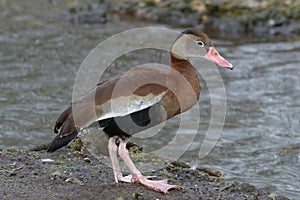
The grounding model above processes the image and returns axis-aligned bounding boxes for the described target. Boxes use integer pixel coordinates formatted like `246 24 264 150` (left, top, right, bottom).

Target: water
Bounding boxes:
0 1 299 199
191 40 300 198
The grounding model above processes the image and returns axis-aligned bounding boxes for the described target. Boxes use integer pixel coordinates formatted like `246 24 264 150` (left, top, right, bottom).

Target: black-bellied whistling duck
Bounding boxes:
48 29 233 194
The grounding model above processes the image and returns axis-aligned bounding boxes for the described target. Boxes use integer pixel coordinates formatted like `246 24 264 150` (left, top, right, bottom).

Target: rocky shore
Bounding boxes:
67 0 300 37
0 140 290 200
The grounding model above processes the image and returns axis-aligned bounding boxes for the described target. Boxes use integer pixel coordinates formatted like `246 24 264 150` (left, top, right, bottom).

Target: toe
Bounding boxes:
118 174 132 183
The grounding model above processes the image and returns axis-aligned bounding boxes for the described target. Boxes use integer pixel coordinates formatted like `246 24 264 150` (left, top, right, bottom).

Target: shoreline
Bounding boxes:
0 141 290 200
66 0 300 37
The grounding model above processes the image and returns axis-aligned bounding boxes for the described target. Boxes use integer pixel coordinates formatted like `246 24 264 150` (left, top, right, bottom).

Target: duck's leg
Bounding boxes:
108 137 155 183
117 140 181 194
108 137 129 183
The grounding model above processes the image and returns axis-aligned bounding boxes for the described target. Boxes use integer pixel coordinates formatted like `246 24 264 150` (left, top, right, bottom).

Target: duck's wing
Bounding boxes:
48 67 170 152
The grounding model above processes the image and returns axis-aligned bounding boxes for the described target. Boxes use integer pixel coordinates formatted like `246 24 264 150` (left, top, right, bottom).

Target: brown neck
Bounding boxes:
170 54 200 100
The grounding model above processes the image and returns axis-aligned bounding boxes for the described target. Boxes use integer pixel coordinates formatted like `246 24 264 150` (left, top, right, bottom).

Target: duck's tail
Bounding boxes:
47 106 78 152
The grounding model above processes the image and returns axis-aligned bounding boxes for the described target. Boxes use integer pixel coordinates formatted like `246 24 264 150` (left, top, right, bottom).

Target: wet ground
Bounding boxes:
0 145 290 200
0 0 299 199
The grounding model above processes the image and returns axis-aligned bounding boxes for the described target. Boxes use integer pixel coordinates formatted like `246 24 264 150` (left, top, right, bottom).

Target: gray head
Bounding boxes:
171 29 233 70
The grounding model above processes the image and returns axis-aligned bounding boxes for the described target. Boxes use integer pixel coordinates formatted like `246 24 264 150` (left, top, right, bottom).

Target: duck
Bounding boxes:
47 29 233 194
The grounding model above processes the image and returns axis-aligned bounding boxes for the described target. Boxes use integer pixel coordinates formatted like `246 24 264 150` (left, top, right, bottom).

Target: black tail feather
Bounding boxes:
47 130 78 152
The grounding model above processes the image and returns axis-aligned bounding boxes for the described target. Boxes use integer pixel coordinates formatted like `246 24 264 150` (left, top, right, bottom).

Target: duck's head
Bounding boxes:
171 29 233 70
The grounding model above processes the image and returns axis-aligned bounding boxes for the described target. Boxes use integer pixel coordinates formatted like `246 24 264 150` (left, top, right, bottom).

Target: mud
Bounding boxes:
0 143 290 200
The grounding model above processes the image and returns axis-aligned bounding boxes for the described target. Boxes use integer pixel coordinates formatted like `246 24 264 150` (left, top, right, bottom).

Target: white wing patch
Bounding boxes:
96 91 167 122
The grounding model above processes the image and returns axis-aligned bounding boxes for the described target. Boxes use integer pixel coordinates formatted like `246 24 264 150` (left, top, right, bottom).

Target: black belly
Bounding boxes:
48 104 165 152
89 103 165 140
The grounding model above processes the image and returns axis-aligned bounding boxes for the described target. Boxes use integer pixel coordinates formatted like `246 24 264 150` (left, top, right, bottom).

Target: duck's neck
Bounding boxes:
170 54 192 72
170 54 200 99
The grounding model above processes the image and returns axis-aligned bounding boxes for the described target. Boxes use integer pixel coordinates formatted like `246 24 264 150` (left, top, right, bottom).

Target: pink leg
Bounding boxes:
108 137 153 183
118 140 181 194
107 137 123 183
108 137 138 183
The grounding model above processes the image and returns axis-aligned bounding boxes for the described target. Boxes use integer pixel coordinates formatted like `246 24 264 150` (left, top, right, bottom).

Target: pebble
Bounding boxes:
41 158 55 163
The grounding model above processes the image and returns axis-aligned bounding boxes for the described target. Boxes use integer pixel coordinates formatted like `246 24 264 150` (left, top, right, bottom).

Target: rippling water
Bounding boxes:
0 1 299 199
192 39 300 198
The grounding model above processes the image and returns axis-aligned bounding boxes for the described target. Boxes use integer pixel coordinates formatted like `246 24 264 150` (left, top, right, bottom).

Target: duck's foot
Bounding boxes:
129 173 182 194
117 173 156 183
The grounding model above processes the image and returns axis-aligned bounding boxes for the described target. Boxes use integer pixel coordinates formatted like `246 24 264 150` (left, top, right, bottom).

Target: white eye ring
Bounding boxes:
196 40 204 47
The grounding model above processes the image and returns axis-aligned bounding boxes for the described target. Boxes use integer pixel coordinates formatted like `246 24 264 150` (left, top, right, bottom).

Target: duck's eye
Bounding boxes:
196 40 204 47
